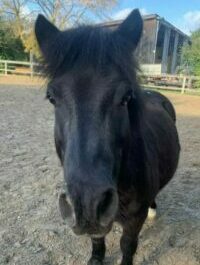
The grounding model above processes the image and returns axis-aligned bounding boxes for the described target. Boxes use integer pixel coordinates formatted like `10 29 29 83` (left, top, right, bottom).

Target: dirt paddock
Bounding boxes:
0 85 200 265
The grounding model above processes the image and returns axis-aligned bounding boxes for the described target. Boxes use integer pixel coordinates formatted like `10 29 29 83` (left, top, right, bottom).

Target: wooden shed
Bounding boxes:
99 14 190 74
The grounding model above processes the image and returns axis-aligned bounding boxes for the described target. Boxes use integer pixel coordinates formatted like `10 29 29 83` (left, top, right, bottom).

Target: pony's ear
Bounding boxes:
117 9 143 50
35 14 60 59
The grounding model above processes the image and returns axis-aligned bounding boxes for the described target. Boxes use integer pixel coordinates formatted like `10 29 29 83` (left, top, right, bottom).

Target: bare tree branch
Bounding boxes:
0 0 118 57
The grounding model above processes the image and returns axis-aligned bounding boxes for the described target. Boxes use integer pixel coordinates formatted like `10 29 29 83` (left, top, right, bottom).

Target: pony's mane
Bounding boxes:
40 24 139 82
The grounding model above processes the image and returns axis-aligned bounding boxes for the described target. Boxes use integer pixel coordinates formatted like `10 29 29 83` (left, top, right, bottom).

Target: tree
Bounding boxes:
0 17 28 60
182 29 200 76
31 0 117 28
0 0 118 58
0 0 29 38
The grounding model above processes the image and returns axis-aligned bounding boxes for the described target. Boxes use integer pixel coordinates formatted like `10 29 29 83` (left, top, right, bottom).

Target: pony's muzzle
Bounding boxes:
59 188 118 236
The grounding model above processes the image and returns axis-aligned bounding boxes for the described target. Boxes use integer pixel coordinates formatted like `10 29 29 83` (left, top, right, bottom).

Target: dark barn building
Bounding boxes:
100 14 190 74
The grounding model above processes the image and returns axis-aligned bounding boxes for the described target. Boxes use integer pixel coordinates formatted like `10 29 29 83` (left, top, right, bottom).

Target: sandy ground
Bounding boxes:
0 85 199 265
0 75 45 86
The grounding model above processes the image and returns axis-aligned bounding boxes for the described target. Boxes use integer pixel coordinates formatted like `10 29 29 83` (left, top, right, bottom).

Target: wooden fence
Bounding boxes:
140 73 200 94
0 59 40 78
0 60 200 94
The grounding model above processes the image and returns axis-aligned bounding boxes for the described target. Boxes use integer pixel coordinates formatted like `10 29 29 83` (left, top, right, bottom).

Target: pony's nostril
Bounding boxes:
59 193 75 227
97 189 118 227
97 190 113 217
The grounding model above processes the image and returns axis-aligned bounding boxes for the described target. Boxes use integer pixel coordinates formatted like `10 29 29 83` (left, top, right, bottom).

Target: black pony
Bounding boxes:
35 9 180 265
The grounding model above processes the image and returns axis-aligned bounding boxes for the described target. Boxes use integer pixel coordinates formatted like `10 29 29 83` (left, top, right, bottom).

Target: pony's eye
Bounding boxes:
120 91 133 106
46 92 56 105
48 96 56 105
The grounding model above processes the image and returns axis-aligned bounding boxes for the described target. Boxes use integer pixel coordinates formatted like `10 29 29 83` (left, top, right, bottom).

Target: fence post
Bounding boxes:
188 77 192 89
30 62 34 79
5 61 7 75
181 76 186 94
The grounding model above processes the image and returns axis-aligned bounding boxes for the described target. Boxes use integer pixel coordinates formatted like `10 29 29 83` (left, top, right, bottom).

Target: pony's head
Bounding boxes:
35 9 143 237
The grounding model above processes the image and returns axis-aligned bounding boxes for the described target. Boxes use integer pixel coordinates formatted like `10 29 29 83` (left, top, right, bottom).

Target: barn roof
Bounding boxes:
98 14 189 39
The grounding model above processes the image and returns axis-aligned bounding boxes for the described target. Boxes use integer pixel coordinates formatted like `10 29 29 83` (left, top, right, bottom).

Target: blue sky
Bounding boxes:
111 0 200 34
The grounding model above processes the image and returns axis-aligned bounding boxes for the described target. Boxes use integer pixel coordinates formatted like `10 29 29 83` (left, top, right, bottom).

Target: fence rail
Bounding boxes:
140 73 200 94
0 59 41 78
0 60 200 93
